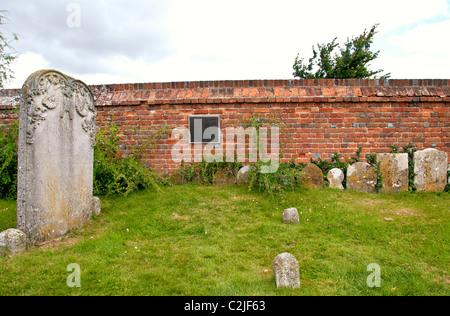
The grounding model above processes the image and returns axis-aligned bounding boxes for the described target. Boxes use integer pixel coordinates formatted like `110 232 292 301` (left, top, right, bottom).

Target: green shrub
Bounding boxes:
402 145 417 192
0 118 164 198
0 121 18 199
93 120 162 196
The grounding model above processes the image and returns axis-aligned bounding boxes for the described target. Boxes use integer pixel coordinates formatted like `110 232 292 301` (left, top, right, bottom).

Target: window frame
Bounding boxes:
188 114 221 144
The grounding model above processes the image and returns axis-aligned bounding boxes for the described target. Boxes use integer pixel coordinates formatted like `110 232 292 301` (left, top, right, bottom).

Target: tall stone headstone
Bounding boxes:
17 70 100 245
346 162 378 193
414 148 448 192
377 153 409 192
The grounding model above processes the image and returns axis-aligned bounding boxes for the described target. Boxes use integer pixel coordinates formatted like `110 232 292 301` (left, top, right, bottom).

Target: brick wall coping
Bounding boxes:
1 78 450 109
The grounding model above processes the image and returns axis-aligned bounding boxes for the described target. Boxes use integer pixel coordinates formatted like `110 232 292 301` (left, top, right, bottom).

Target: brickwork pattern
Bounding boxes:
1 79 449 174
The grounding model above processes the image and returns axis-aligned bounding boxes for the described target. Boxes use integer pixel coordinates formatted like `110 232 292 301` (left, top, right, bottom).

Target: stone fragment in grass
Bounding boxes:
282 208 299 224
273 252 300 289
0 229 27 256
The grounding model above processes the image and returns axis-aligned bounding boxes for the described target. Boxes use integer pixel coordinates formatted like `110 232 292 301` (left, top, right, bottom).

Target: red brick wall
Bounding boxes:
1 79 449 174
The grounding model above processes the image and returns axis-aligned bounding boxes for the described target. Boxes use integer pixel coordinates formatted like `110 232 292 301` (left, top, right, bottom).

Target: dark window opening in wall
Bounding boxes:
189 115 220 144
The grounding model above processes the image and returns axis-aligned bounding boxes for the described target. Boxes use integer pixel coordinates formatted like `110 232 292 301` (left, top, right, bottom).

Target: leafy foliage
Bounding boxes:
93 120 165 196
0 10 19 88
0 121 18 199
293 24 390 79
0 118 167 198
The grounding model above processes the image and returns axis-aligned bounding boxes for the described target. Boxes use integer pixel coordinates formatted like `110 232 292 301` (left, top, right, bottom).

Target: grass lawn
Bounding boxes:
0 184 448 296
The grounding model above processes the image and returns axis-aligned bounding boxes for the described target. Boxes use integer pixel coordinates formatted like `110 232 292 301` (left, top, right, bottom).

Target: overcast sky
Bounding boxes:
1 0 449 88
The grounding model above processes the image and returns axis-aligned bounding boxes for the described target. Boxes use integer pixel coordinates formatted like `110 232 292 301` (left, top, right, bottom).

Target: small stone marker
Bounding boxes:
272 253 300 289
0 229 27 256
377 153 409 192
170 172 187 185
92 197 101 216
282 208 299 224
327 168 344 189
346 162 378 193
17 70 100 245
301 163 324 189
213 169 236 185
236 165 251 184
414 148 448 192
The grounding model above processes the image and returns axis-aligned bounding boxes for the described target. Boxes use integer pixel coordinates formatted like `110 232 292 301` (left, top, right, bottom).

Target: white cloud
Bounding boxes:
374 19 450 78
7 53 48 88
3 0 449 88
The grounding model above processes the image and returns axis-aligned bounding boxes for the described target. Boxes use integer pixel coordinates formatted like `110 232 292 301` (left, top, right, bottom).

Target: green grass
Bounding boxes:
0 184 449 296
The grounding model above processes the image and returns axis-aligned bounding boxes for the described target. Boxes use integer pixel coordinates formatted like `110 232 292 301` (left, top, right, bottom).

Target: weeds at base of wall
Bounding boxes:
176 157 243 185
0 118 447 198
173 144 433 196
0 118 170 198
93 119 170 196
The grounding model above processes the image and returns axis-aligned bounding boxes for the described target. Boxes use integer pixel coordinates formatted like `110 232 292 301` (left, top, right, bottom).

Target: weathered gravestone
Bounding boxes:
301 163 324 189
376 153 409 192
17 70 100 245
327 168 344 190
236 165 251 184
414 148 448 192
272 252 300 289
212 169 236 185
346 162 378 193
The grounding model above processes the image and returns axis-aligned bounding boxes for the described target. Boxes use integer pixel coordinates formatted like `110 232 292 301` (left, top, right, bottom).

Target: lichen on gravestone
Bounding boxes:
376 153 409 192
346 162 378 193
413 148 448 192
300 163 324 189
17 70 100 245
212 169 236 185
327 168 344 190
272 253 300 289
